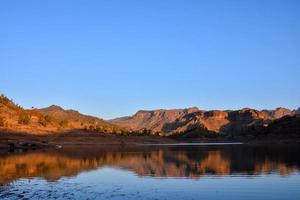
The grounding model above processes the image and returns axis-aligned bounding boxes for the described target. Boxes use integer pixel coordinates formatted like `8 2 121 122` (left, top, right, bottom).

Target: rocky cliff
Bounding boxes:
111 107 297 136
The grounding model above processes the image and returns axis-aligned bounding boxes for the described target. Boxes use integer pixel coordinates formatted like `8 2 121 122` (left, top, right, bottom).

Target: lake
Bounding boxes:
0 144 300 200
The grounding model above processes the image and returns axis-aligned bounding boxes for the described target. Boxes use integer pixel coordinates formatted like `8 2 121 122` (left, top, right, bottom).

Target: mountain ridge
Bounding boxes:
1 94 299 137
110 107 298 136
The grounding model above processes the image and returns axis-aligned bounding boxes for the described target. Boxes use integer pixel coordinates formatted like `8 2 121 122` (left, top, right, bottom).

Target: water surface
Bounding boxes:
0 144 300 199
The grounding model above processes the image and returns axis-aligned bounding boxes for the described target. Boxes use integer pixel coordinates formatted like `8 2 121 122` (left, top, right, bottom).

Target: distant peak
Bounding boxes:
275 107 290 111
185 107 199 113
46 105 64 110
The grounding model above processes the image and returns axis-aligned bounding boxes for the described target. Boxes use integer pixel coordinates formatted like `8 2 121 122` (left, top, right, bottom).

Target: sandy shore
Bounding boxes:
0 131 178 150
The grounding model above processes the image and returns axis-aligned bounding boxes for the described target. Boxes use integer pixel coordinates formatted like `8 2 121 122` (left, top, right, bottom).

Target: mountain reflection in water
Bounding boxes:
0 144 300 184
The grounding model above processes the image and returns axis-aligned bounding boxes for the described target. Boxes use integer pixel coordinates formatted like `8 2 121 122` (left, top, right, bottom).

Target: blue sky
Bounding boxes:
1 0 300 119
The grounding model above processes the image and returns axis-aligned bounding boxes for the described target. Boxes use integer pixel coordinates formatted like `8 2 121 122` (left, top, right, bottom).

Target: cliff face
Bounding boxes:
110 107 200 134
111 107 296 135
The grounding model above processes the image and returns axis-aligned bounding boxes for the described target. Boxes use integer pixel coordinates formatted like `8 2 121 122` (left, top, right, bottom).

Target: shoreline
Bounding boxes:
1 131 300 151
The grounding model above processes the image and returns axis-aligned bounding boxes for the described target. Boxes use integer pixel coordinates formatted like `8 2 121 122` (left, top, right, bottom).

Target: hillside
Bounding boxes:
0 95 123 134
259 114 300 136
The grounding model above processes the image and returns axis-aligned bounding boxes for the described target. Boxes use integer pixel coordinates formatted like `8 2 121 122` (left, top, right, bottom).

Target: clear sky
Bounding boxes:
1 0 300 119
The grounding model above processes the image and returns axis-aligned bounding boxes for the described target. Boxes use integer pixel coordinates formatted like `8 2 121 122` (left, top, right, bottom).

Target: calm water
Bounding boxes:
0 144 300 200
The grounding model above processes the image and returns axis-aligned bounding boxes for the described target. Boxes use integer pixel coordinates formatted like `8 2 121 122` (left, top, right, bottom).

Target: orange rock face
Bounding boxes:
111 107 296 135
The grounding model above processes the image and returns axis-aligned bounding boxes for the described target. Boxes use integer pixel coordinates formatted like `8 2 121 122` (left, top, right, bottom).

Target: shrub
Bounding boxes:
44 115 52 123
18 113 30 125
0 94 23 111
0 116 4 127
89 125 95 131
142 129 151 135
0 94 10 105
95 125 103 132
153 131 162 136
59 119 69 127
38 117 47 126
38 115 52 127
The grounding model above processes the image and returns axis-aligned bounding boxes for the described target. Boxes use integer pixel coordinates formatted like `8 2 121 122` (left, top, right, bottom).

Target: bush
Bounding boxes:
18 113 30 125
0 116 4 127
38 115 52 127
142 129 151 135
95 125 103 132
88 125 95 131
59 119 68 127
0 94 10 105
44 115 52 123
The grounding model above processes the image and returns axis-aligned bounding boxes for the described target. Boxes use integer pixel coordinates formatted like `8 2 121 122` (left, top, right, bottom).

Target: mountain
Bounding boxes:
110 107 295 136
1 94 298 137
38 105 109 125
110 107 200 134
0 95 123 134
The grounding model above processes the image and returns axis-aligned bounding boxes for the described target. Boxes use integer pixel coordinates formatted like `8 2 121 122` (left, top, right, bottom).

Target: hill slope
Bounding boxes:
259 114 300 136
0 95 123 134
